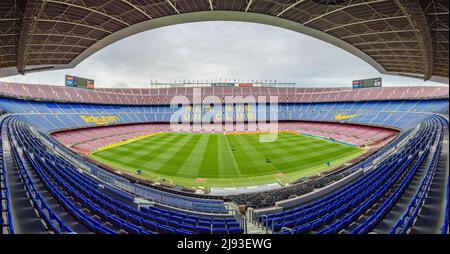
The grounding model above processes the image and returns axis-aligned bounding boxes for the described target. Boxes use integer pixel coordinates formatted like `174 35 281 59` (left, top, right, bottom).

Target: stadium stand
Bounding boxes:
6 118 244 234
51 123 171 154
443 171 450 234
0 83 448 105
254 116 447 234
278 122 397 147
40 131 230 215
389 119 447 234
0 0 448 235
230 127 419 209
0 1 448 85
51 122 397 154
0 83 448 234
1 114 14 234
0 96 447 133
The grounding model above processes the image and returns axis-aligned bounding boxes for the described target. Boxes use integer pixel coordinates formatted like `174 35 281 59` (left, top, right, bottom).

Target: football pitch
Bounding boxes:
90 132 365 189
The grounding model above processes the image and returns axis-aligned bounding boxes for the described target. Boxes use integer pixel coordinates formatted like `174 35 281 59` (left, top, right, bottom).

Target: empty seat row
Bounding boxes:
0 116 14 234
390 121 445 234
9 119 244 234
9 130 73 234
1 96 448 133
1 82 448 105
255 117 441 234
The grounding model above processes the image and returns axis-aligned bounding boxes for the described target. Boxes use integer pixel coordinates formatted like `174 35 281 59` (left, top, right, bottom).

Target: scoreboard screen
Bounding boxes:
65 75 94 89
352 77 382 89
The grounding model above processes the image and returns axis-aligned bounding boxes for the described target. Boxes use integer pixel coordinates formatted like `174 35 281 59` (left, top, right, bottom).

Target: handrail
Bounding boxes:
0 116 15 234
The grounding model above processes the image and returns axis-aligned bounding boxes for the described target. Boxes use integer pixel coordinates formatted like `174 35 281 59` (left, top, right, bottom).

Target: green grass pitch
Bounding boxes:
90 132 365 189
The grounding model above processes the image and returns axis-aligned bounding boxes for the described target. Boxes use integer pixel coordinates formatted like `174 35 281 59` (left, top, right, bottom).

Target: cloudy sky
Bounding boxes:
0 21 444 88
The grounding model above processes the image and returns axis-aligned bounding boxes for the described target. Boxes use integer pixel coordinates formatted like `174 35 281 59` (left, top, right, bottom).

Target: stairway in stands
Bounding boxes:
15 145 92 233
1 120 48 234
410 131 449 234
246 221 268 234
341 152 426 234
370 146 434 233
226 202 267 234
370 117 449 234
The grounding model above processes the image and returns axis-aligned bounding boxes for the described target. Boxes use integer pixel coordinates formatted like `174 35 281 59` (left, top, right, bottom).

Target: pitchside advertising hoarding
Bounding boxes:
65 75 95 89
352 77 382 89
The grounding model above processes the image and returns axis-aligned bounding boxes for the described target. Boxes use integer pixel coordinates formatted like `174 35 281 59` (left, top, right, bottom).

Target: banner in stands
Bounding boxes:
80 115 119 125
65 75 95 89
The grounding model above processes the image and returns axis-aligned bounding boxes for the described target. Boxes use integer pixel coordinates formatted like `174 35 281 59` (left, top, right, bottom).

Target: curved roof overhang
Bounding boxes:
0 0 448 84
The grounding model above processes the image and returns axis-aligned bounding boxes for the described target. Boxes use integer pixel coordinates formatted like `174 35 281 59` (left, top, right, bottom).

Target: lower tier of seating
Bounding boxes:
5 118 244 234
1 115 14 234
253 116 447 234
1 113 448 234
388 125 446 234
443 171 449 234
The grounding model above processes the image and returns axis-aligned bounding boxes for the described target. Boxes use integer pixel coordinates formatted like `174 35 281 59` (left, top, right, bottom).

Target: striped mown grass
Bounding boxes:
90 132 365 189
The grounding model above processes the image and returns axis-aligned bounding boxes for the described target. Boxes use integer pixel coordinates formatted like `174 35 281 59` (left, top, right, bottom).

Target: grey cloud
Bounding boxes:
1 21 444 88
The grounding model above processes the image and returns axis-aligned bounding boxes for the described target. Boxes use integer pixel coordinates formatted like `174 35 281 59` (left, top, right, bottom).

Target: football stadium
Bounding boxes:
0 0 449 238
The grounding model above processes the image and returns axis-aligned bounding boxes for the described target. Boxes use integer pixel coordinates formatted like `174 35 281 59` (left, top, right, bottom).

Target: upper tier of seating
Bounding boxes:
0 97 448 132
0 82 448 105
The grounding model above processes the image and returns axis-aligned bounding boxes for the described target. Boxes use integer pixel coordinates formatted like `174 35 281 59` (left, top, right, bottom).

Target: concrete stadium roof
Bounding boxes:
0 0 448 83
